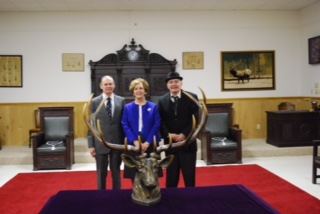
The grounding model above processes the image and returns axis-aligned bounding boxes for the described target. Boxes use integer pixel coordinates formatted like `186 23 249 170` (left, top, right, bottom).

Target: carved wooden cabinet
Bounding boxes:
266 111 320 147
89 39 177 102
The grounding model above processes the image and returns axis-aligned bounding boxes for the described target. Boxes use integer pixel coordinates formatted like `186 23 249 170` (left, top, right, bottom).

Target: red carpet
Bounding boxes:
0 164 319 214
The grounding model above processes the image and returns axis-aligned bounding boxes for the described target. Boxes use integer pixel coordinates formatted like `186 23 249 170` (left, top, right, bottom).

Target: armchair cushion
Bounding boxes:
206 113 229 137
44 117 70 141
210 138 238 150
37 142 66 155
207 113 238 150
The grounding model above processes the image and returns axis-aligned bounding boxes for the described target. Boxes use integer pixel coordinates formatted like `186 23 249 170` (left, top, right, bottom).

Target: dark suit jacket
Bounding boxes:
87 94 125 154
158 90 199 153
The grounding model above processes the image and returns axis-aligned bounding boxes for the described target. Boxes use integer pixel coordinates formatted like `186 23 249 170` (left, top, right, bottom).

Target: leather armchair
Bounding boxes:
32 107 74 170
201 103 242 165
312 140 320 184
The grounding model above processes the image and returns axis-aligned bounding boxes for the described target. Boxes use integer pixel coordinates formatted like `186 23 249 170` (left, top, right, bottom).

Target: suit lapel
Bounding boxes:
96 95 109 119
165 93 176 115
175 91 188 115
113 96 120 120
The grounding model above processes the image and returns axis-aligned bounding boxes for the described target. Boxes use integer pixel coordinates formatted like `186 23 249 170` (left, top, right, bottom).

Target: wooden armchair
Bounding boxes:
312 140 320 184
201 103 242 165
28 109 40 148
32 107 74 170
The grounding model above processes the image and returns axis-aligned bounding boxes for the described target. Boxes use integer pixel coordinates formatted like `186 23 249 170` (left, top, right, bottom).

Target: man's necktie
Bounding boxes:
106 97 112 118
172 96 178 115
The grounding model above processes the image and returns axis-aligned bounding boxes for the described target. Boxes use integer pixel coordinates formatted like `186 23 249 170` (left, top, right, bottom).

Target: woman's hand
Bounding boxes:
133 140 140 148
133 140 149 152
142 142 150 152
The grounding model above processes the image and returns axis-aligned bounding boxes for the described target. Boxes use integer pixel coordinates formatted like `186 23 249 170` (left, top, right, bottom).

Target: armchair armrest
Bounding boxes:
32 132 45 158
229 127 242 145
70 131 74 138
65 131 74 139
65 131 74 149
313 140 320 157
232 124 240 129
204 128 211 134
32 132 45 147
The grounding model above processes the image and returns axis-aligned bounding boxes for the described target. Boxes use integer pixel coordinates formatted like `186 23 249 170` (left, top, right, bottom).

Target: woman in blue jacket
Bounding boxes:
121 78 162 181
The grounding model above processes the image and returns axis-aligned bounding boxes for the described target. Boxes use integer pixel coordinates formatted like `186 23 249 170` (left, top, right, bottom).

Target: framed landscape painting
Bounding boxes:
221 51 275 91
308 36 320 64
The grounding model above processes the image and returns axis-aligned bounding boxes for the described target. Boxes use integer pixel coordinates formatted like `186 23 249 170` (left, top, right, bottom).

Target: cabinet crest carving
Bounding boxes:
89 39 177 102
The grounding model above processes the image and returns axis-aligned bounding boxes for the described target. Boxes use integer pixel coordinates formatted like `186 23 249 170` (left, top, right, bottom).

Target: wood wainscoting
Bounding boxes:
0 102 87 147
0 97 312 146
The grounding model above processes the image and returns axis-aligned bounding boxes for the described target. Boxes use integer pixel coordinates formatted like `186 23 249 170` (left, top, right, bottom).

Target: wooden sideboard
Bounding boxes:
266 111 320 147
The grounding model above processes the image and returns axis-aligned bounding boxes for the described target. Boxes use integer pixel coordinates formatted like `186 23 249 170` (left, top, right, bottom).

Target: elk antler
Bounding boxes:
83 87 208 155
83 94 139 153
83 93 104 143
183 87 208 142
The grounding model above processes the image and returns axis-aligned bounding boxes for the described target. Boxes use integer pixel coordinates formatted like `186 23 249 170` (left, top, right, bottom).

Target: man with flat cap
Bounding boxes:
158 71 199 188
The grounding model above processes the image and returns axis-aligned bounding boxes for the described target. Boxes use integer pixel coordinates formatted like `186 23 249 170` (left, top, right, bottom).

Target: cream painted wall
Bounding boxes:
0 7 317 103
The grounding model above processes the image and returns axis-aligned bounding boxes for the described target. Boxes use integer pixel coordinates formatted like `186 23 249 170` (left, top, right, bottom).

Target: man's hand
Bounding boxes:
170 133 186 142
89 147 96 157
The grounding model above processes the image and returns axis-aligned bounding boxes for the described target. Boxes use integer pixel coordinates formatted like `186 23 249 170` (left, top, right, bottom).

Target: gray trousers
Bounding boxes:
96 151 122 190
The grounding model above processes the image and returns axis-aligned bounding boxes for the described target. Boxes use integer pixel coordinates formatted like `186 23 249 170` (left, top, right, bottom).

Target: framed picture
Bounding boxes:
221 51 275 91
182 52 204 69
308 36 320 64
62 53 84 71
0 55 23 87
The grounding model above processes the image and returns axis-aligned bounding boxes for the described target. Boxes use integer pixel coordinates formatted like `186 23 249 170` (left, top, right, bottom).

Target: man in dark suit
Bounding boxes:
87 75 125 190
158 71 199 188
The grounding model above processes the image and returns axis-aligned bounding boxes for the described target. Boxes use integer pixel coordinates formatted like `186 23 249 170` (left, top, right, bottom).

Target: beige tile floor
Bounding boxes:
0 139 319 200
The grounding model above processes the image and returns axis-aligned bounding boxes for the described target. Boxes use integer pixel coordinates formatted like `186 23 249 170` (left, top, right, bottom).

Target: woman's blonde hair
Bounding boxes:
129 78 149 93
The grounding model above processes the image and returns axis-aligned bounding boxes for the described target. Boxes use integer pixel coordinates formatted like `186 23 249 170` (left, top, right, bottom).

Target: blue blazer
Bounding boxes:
121 101 161 145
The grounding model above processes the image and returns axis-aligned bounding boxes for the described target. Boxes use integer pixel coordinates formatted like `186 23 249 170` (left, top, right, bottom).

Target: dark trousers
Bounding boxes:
165 150 197 188
96 151 122 190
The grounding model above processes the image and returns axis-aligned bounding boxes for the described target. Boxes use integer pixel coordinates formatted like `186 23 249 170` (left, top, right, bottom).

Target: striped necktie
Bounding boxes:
106 97 112 118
